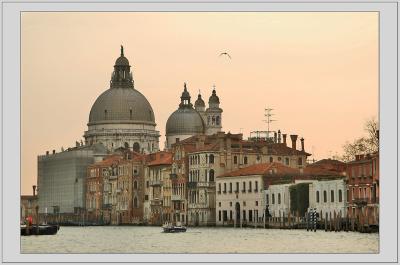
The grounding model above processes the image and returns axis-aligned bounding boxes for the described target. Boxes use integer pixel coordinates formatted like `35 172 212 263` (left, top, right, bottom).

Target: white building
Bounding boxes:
265 177 347 220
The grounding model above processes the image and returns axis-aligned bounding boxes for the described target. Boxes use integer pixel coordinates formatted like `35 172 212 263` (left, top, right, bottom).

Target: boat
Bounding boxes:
162 222 187 233
21 224 60 236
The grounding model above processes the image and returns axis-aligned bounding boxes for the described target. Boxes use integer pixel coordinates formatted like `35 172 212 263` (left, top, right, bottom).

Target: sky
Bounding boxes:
21 12 378 195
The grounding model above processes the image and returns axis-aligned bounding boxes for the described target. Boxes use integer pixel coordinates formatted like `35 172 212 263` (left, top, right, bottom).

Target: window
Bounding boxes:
134 181 138 189
236 182 239 192
323 191 327 203
244 156 248 164
243 210 246 221
242 182 246 192
230 211 232 220
218 183 221 194
316 191 320 203
255 181 258 192
352 187 355 200
229 183 232 193
266 194 269 204
219 202 221 207
209 170 215 182
248 181 252 192
359 187 362 198
218 211 221 221
209 154 215 164
223 183 227 193
298 157 303 165
133 197 138 208
364 187 367 199
269 157 273 163
278 157 282 161
272 194 275 204
285 157 289 165
230 202 232 207
347 189 349 202
234 156 238 164
339 190 343 202
255 201 258 206
331 190 334 202
278 193 281 204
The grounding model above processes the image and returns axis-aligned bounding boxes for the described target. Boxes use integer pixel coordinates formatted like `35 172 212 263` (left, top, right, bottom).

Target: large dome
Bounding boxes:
166 108 205 135
88 88 155 125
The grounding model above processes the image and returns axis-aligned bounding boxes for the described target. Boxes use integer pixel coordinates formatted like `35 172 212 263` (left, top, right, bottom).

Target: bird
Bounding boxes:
219 52 231 59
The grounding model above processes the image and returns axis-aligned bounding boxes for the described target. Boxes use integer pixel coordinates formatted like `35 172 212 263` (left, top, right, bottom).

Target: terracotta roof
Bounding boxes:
147 151 173 166
218 162 298 178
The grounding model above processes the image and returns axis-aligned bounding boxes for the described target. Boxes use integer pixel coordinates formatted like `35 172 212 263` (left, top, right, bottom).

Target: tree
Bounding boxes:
341 117 379 162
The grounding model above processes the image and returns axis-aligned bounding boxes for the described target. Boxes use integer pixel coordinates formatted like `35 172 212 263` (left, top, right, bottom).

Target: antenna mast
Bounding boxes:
263 107 277 139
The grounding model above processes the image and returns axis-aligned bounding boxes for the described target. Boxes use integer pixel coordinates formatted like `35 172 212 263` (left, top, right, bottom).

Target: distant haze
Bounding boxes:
21 12 378 195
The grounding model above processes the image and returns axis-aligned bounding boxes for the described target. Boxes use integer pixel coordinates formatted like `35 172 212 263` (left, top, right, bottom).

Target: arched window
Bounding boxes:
134 181 138 189
244 156 248 164
272 194 275 204
133 142 140 152
316 191 320 203
209 169 215 182
338 190 343 202
216 116 220 125
278 193 281 204
133 197 138 208
209 154 214 164
331 190 335 202
323 191 327 203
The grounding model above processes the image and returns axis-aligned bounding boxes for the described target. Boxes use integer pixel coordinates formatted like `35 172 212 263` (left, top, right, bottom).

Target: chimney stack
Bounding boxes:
32 185 37 196
300 137 305 151
278 130 281 143
274 132 277 143
282 134 287 146
52 150 56 154
290 135 298 150
46 151 49 156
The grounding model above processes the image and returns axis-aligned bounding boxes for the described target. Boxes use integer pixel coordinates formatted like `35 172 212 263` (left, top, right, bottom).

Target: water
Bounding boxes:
21 226 379 254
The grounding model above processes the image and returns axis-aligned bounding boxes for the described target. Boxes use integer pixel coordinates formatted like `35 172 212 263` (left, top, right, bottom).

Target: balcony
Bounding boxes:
198 182 214 188
171 194 184 201
187 182 197 189
150 180 163 186
150 199 163 207
353 198 368 206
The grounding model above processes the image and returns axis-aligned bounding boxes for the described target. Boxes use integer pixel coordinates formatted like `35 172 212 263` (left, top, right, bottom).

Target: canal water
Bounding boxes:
21 226 379 254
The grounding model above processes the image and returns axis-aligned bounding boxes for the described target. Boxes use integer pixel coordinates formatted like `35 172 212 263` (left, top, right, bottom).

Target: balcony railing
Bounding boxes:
353 198 368 206
150 180 163 186
171 194 184 201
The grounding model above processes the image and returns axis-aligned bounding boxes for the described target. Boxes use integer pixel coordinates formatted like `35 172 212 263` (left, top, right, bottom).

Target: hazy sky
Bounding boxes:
21 12 378 195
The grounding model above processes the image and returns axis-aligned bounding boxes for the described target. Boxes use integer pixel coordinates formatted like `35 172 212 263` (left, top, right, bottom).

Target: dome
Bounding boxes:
209 89 220 104
166 108 205 135
88 88 155 125
195 94 205 107
115 56 129 66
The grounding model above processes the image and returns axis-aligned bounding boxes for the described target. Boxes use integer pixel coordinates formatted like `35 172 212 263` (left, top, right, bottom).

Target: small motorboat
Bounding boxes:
21 224 60 236
162 222 187 233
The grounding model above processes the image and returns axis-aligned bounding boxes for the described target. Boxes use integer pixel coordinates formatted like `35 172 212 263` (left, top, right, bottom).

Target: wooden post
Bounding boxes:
288 212 291 228
345 212 349 232
35 206 39 235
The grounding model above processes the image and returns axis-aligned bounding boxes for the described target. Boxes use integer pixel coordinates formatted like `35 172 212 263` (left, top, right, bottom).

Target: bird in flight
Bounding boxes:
219 52 231 59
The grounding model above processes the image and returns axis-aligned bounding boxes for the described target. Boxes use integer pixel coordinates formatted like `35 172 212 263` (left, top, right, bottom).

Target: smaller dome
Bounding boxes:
115 56 130 66
209 89 220 104
181 83 190 100
166 108 205 135
195 94 205 107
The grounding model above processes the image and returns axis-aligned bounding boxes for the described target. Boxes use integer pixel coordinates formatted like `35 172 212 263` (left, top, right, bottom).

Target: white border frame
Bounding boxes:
2 1 398 263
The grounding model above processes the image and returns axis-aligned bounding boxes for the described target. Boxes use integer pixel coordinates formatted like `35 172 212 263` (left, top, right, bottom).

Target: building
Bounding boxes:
21 186 38 224
84 46 160 153
265 164 347 219
37 143 108 217
165 83 223 149
145 151 173 225
346 153 379 225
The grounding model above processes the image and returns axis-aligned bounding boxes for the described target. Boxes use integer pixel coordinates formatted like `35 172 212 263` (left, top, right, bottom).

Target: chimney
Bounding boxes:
52 150 56 154
282 134 287 146
76 141 80 147
274 132 277 143
32 185 37 196
46 151 49 156
300 137 305 151
290 135 298 150
278 130 281 143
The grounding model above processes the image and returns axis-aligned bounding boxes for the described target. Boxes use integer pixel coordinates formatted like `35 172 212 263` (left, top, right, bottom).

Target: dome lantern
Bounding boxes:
111 45 133 89
179 82 193 108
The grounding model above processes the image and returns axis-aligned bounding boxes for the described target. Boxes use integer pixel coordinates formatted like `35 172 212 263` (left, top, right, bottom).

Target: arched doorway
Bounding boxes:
195 212 199 226
235 202 240 228
133 142 140 152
